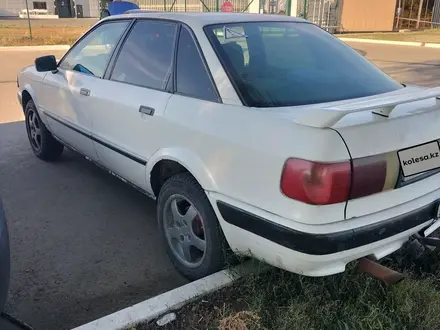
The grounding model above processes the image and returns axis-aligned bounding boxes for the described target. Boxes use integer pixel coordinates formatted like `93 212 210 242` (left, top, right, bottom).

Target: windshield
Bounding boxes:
204 22 402 107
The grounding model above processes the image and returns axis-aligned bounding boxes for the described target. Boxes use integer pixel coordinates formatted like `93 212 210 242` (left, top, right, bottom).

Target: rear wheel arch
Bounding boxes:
147 149 218 197
150 159 195 197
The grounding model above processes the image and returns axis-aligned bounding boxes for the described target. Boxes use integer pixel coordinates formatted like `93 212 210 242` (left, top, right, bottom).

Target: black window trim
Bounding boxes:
101 17 222 103
106 18 179 94
57 18 134 79
173 24 222 104
203 20 313 107
102 19 137 79
103 19 137 80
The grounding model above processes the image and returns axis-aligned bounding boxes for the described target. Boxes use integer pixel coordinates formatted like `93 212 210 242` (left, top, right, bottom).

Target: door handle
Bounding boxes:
139 105 155 116
80 88 90 96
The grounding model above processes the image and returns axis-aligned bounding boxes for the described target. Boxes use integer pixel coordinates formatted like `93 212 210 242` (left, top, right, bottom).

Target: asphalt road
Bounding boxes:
0 51 187 329
351 42 440 87
1 42 440 330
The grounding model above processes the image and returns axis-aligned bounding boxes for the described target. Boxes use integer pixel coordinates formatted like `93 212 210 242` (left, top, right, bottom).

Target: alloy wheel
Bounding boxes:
163 194 207 268
27 109 42 152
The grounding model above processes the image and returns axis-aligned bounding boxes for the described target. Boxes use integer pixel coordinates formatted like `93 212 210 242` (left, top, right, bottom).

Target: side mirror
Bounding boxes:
35 55 58 72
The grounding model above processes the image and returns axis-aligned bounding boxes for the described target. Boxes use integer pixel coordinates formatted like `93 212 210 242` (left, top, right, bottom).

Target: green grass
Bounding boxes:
239 265 440 330
0 24 89 46
142 252 440 330
341 29 440 43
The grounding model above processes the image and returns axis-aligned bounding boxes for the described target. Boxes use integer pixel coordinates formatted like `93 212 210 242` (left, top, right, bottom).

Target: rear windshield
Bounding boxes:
204 22 402 107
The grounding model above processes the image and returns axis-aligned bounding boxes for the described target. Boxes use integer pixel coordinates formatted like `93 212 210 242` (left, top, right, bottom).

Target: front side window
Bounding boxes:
205 22 402 107
176 27 218 102
111 20 177 90
59 21 129 78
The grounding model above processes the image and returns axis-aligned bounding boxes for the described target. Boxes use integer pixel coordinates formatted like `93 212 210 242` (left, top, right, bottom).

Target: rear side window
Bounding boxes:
111 20 177 90
175 27 218 102
205 22 402 107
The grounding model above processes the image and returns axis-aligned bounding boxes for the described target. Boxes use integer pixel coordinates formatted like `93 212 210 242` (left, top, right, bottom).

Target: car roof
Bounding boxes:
104 11 308 29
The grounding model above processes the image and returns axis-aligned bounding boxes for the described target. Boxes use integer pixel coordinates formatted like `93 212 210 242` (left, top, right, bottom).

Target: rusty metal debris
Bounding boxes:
357 258 405 285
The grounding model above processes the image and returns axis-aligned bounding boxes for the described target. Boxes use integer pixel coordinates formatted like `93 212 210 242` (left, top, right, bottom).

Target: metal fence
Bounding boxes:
113 0 294 14
433 0 440 27
395 0 435 29
259 0 288 14
132 0 253 12
297 0 341 32
298 0 440 33
107 0 440 32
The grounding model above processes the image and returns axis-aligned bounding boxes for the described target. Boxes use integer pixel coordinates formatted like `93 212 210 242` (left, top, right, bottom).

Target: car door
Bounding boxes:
90 20 178 190
40 20 130 161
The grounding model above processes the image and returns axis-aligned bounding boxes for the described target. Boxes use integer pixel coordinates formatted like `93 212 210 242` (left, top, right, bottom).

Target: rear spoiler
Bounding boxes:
293 86 440 128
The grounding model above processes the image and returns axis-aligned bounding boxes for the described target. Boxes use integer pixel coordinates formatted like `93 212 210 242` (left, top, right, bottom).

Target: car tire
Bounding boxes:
157 173 227 280
24 100 64 161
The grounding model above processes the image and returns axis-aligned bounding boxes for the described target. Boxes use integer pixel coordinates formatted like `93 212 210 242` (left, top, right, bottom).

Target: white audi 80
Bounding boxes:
17 12 440 280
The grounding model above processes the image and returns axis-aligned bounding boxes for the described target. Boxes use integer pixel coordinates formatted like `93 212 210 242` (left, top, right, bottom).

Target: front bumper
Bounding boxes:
0 199 10 312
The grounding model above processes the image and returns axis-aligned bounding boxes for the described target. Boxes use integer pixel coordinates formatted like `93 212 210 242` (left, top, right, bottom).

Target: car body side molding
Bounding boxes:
44 111 147 166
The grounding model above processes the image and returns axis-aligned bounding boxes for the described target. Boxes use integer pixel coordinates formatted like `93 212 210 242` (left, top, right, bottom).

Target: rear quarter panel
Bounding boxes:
161 95 351 226
157 23 351 226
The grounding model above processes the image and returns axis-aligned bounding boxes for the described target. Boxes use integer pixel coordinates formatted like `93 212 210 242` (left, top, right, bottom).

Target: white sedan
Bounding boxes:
17 12 440 280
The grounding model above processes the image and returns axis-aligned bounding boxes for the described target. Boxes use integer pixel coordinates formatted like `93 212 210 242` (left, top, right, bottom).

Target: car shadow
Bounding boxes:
0 120 187 330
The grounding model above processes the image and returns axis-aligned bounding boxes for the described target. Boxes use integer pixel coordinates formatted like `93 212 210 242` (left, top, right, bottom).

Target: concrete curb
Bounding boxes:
0 45 70 51
71 262 258 330
425 43 440 48
339 37 440 48
338 37 423 47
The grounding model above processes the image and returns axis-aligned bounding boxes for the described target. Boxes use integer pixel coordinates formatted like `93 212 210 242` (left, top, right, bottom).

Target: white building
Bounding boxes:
0 0 99 17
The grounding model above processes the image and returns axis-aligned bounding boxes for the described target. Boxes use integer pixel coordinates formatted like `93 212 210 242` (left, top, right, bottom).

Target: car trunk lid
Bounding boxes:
271 86 440 219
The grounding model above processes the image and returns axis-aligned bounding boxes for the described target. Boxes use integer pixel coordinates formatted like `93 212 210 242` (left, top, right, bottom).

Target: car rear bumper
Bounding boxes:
0 199 10 312
209 192 439 276
217 201 437 256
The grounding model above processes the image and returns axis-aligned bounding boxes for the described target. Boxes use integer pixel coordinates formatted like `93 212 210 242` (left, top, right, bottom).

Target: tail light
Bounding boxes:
350 155 387 199
281 155 388 205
